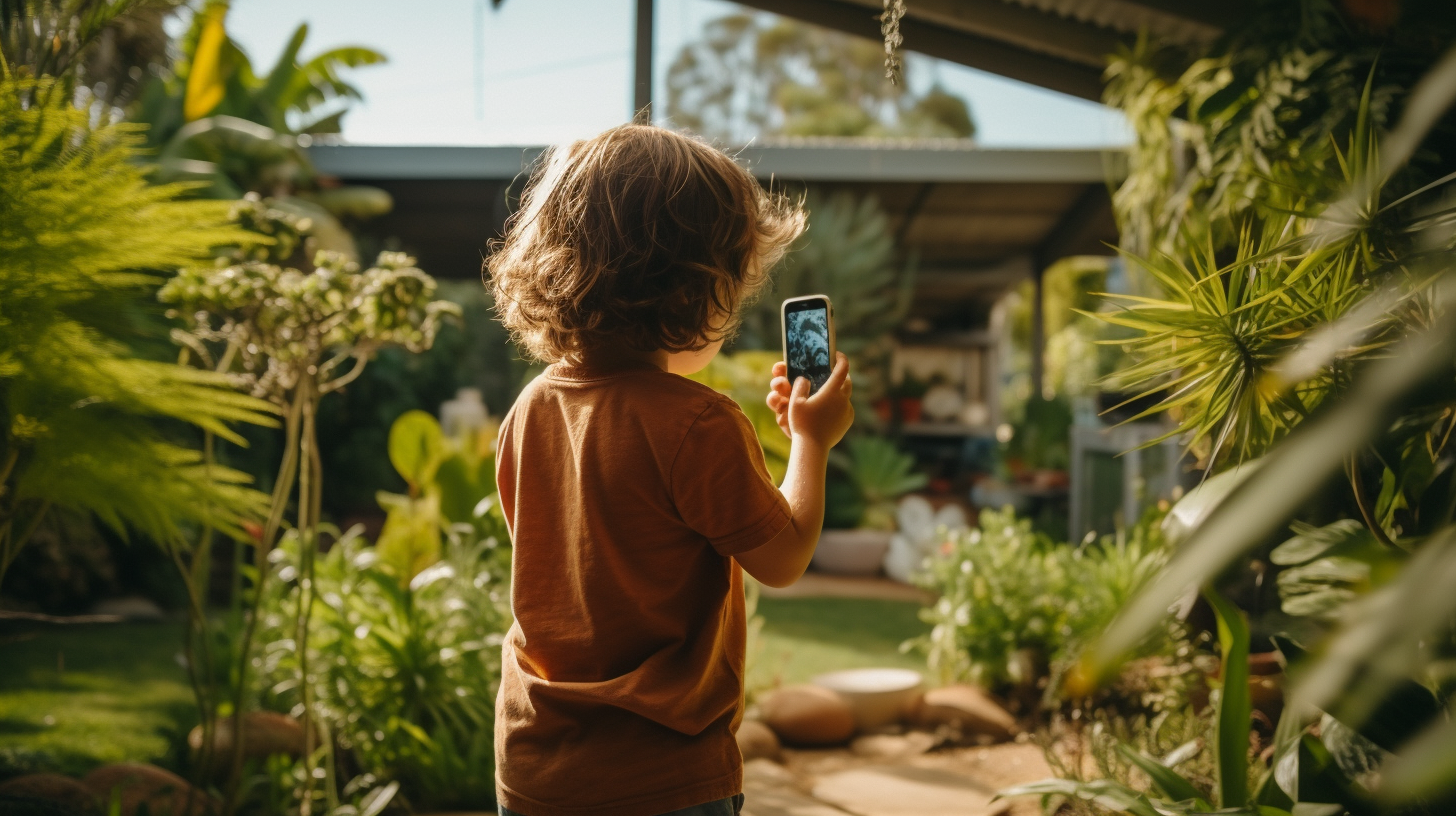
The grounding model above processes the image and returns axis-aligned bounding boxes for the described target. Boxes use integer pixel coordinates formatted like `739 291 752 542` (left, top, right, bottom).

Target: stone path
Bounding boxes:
741 738 1052 816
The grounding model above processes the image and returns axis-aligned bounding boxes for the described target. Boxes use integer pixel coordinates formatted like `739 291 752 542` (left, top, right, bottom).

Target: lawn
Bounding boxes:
0 596 933 774
748 595 932 692
0 622 195 777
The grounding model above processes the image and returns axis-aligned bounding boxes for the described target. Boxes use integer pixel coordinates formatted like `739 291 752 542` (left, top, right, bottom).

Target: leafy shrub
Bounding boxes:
916 508 1172 695
831 437 927 530
257 524 510 811
0 76 275 589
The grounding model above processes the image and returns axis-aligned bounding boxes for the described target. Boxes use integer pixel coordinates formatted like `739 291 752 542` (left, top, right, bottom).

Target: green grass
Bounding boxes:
748 596 932 692
0 622 195 777
0 597 933 775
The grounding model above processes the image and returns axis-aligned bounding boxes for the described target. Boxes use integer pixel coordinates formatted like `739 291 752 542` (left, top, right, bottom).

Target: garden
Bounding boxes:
3 1 1456 816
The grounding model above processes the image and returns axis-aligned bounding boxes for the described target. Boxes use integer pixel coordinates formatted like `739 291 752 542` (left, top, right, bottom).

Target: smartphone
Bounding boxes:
781 294 836 395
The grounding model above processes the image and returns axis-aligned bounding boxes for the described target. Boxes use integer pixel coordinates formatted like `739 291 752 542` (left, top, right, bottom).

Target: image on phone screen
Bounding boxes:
785 306 832 393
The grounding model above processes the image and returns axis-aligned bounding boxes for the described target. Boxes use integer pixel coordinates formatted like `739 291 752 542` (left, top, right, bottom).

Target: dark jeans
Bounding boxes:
500 793 744 816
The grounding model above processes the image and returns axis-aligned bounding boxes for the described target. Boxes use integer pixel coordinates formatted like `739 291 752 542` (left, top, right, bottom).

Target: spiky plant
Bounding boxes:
0 74 275 588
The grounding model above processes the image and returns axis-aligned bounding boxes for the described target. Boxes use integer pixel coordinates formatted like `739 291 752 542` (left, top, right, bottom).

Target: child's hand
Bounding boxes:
766 353 853 448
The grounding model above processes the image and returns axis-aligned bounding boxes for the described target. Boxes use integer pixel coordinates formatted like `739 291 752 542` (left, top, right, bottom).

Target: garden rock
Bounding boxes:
0 773 99 815
850 732 937 759
187 710 307 761
737 719 784 762
914 685 1018 742
759 685 856 746
82 763 214 816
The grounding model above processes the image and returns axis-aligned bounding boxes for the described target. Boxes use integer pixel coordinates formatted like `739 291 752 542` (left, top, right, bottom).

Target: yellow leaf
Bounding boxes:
184 6 229 121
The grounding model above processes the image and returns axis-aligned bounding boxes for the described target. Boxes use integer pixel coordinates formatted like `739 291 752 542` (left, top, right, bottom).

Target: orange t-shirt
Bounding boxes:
493 360 791 816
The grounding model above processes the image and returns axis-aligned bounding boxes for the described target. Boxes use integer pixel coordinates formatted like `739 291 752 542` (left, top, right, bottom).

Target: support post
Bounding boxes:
633 0 654 121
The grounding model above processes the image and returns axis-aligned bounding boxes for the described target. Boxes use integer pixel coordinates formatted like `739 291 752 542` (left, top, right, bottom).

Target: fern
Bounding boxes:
0 77 275 582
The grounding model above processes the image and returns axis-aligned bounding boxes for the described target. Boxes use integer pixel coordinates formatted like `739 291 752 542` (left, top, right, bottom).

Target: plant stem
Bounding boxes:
223 393 303 816
1347 453 1401 550
296 377 318 816
0 500 52 589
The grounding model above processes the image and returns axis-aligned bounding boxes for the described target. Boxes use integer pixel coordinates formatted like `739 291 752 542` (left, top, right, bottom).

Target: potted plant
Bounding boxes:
890 374 929 424
813 437 928 574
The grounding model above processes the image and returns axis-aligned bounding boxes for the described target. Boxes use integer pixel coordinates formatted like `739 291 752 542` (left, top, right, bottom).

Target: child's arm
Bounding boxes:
734 353 854 587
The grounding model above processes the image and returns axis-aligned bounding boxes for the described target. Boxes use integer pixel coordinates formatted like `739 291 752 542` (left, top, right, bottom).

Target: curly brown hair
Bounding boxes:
486 124 805 362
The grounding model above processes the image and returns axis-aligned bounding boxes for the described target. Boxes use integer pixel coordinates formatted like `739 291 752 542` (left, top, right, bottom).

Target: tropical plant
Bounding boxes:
1059 45 1456 815
666 11 973 143
1106 2 1456 260
0 0 183 108
1004 591 1282 815
0 73 275 590
374 409 509 586
915 508 1173 695
735 189 915 409
131 0 391 256
257 523 510 811
160 203 459 813
831 436 926 530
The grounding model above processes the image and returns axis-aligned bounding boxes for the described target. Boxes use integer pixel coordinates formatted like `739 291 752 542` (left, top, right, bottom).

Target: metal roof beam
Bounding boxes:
308 144 1127 184
731 0 1107 100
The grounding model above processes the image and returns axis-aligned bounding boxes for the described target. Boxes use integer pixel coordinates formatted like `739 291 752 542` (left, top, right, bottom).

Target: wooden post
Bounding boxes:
633 0 654 121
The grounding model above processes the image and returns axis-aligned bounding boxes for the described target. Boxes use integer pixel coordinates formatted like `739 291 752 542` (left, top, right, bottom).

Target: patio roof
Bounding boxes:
733 0 1241 101
309 141 1124 333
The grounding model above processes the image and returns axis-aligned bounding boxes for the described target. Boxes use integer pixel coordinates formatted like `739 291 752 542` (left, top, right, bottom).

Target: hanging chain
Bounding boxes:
880 0 907 84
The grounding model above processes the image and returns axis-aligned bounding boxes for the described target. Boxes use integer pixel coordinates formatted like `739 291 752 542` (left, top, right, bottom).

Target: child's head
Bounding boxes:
487 124 805 363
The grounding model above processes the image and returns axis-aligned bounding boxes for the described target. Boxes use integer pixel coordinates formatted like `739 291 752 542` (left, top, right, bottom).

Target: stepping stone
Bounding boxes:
742 758 850 816
810 765 1010 816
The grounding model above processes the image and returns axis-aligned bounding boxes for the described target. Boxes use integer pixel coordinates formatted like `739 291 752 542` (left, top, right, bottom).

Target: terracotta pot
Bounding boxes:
872 397 893 424
897 397 923 424
1030 469 1069 490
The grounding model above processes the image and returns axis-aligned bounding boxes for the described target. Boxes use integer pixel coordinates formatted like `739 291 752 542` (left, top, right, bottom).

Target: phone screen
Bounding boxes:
784 300 832 394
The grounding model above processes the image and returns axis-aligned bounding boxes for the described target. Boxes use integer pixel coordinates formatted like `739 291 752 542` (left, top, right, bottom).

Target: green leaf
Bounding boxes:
434 453 485 526
1116 744 1210 807
1092 302 1456 675
1380 715 1456 803
389 410 445 488
375 493 441 583
1270 520 1376 566
995 778 1162 816
1207 588 1251 808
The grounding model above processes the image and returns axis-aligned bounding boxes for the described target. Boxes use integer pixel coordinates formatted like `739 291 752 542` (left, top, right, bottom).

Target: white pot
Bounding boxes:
882 534 922 584
812 529 893 575
812 668 925 732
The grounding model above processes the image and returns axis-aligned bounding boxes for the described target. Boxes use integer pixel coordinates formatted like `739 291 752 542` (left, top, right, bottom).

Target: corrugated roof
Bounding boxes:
734 0 1239 100
1001 0 1223 44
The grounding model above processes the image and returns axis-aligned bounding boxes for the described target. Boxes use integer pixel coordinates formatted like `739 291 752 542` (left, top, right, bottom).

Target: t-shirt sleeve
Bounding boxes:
671 396 792 556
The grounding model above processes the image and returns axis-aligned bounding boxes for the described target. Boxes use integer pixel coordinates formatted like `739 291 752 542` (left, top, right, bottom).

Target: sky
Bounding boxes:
220 0 1131 148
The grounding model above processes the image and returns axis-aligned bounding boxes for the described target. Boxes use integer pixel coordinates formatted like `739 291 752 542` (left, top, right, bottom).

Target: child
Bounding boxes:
486 124 854 816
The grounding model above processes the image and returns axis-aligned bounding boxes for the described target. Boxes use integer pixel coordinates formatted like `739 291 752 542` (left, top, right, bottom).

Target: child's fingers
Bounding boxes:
769 375 791 397
766 391 787 413
772 361 787 378
811 353 850 400
791 376 811 404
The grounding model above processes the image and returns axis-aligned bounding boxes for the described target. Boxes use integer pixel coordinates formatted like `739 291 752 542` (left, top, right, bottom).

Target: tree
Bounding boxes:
666 12 974 143
0 0 186 108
